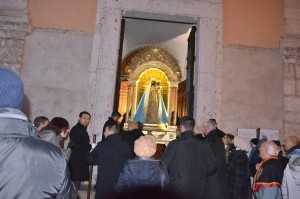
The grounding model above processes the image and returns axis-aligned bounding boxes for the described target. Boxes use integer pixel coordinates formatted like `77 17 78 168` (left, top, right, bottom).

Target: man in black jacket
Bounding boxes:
0 67 76 199
68 111 92 191
203 119 228 199
120 121 144 155
88 123 132 199
162 116 216 199
101 111 121 140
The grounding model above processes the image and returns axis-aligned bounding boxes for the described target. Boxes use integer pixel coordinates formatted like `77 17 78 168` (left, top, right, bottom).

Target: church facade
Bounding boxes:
1 0 299 141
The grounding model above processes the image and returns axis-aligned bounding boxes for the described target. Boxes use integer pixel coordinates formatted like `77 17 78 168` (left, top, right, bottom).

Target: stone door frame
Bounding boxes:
88 0 223 138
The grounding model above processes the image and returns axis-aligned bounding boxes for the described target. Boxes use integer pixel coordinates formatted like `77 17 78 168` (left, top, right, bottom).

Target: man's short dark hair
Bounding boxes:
34 116 49 128
137 121 144 131
79 111 91 118
111 111 121 118
180 116 195 130
106 123 119 134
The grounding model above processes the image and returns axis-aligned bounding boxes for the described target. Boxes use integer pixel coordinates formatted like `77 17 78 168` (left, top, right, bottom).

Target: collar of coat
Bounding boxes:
180 130 194 138
0 108 28 121
0 108 37 138
76 122 88 130
287 144 300 155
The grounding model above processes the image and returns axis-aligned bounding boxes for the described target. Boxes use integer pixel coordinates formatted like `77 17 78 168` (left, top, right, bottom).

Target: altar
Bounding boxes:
119 45 182 145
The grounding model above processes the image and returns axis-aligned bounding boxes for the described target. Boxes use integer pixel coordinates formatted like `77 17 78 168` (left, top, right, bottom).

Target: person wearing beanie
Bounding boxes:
0 67 24 109
0 67 76 198
87 123 132 199
116 135 170 199
162 116 217 199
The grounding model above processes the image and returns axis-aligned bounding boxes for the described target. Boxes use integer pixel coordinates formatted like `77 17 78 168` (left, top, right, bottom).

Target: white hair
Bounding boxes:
262 140 278 156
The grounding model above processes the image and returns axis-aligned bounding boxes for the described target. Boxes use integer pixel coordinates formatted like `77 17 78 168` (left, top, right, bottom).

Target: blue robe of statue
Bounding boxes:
133 84 168 124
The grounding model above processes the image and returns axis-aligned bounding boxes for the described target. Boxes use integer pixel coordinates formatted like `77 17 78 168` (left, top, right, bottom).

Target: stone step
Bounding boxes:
77 182 96 199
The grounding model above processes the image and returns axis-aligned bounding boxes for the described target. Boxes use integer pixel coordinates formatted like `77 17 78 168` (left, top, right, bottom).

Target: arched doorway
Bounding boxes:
117 45 182 131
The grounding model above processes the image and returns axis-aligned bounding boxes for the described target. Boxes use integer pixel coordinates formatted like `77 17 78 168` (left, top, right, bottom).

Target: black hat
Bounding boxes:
273 140 281 147
250 138 259 146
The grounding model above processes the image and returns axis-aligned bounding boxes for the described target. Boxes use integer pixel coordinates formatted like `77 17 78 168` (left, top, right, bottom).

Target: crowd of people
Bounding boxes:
1 66 300 199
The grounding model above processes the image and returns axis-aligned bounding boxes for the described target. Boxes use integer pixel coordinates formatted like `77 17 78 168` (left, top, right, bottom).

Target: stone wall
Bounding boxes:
22 29 94 125
0 0 30 74
221 46 283 136
280 0 300 138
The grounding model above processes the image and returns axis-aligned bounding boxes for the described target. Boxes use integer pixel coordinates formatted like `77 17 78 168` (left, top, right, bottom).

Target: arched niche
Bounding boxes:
121 45 182 126
121 45 182 82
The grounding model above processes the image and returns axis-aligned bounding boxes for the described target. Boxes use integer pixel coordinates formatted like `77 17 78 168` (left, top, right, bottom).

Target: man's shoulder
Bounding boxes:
33 138 64 152
262 158 283 170
70 123 84 133
20 137 67 163
170 135 205 146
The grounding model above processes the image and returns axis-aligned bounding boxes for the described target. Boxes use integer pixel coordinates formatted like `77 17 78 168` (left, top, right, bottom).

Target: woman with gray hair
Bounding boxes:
224 134 251 199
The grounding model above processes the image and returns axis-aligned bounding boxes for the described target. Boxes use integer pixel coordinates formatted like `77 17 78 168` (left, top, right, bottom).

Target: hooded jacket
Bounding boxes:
0 108 76 199
39 125 63 147
115 157 170 199
287 145 300 159
282 155 300 199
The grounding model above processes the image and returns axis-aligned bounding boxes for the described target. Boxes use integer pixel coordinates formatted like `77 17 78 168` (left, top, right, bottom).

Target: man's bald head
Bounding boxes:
284 136 299 152
128 121 138 131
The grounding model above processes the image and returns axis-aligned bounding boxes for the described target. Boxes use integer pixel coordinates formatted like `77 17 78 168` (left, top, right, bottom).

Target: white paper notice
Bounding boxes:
259 129 279 140
237 128 257 143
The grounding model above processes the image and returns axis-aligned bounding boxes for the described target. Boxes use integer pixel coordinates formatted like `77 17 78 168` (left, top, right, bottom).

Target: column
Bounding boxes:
173 87 178 126
131 83 137 121
168 87 173 125
126 85 131 122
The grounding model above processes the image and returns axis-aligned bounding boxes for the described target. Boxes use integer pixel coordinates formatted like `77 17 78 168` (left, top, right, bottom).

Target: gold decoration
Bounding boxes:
127 45 182 81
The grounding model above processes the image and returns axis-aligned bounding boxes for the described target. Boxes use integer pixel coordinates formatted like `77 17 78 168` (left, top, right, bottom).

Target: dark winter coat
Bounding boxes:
253 156 284 199
115 157 170 199
227 149 251 199
162 130 217 199
216 127 226 138
87 133 133 199
0 108 76 199
120 129 144 155
102 117 118 140
249 148 260 177
204 129 228 199
68 122 92 181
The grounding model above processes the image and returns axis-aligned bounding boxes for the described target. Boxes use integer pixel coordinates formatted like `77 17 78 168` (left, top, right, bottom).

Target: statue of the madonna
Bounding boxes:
133 81 168 124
